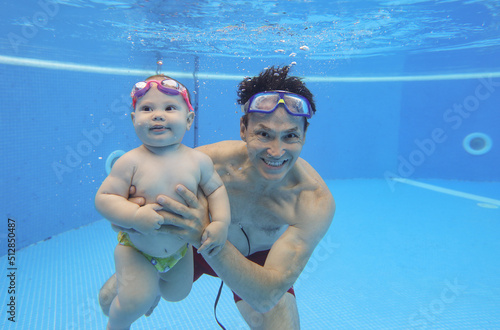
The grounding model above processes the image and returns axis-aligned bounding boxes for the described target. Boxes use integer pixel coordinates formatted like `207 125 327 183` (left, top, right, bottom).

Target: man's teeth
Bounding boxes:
264 159 287 167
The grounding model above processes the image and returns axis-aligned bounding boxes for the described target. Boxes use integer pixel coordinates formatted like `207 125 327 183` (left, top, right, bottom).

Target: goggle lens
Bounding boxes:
161 79 181 89
246 91 312 118
250 93 280 111
133 81 147 90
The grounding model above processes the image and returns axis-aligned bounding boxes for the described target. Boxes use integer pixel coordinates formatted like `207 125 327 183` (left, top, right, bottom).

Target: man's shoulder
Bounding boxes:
295 158 326 190
294 158 335 215
196 140 245 162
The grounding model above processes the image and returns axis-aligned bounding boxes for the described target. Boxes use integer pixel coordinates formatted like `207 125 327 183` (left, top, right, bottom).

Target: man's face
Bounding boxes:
240 106 306 181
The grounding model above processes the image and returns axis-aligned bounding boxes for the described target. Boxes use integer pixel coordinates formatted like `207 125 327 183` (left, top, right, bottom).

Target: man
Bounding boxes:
100 66 335 329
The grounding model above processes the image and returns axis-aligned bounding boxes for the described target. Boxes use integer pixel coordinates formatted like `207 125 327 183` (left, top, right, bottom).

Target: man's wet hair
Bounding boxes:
237 66 316 131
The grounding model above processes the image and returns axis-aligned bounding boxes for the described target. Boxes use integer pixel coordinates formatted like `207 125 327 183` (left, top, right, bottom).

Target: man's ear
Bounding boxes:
131 112 136 123
186 111 195 130
240 117 247 141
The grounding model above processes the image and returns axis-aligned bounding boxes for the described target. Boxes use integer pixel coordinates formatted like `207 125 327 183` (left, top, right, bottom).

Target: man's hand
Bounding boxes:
155 184 210 248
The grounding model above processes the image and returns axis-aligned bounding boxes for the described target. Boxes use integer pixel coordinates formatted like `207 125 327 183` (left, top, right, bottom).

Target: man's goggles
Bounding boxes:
131 79 194 111
244 91 312 119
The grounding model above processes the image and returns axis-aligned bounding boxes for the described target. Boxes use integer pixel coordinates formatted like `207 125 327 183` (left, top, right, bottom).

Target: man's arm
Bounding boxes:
203 191 335 313
157 185 335 312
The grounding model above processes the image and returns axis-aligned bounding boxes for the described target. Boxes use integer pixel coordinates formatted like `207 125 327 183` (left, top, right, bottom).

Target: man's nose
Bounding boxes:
267 140 285 158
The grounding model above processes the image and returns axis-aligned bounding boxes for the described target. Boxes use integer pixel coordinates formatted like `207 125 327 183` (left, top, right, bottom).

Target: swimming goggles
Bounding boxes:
131 79 194 111
244 91 312 119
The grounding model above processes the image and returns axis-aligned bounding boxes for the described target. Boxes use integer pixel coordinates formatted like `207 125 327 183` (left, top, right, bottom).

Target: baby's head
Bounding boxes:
131 74 193 111
130 75 195 149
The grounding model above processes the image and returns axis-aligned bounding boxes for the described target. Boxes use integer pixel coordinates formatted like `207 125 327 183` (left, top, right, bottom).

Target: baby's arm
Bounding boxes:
197 154 231 256
95 153 163 234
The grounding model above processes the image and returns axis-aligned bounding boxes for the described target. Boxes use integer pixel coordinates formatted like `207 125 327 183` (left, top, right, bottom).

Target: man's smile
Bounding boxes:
262 158 289 168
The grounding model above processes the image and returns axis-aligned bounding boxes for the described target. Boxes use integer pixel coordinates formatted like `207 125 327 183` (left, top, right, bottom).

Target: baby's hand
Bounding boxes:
133 203 164 235
197 221 228 256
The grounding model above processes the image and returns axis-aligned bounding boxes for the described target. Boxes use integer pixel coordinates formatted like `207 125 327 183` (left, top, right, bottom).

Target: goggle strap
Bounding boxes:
131 80 194 111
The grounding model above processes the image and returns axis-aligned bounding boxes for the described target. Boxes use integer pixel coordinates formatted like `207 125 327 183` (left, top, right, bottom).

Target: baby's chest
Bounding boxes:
133 161 201 202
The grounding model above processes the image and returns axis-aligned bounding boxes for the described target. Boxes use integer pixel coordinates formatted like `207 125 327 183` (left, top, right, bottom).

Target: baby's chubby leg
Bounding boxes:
99 274 158 318
99 273 117 317
107 244 160 330
159 247 194 302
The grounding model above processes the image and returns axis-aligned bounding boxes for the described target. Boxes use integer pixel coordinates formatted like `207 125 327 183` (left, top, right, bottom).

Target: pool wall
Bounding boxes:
1 57 498 253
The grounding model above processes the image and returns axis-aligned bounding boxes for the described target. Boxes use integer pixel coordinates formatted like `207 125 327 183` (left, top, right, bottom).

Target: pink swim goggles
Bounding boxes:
131 79 194 111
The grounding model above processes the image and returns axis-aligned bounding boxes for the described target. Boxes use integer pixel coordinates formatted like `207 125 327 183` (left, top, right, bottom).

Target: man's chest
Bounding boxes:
227 183 298 230
227 198 288 255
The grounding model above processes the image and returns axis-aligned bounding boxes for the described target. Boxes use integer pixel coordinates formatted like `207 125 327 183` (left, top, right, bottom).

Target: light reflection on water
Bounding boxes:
2 0 500 61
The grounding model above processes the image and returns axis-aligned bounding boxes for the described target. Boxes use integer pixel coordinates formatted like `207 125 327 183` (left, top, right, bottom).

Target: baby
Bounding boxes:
95 74 230 330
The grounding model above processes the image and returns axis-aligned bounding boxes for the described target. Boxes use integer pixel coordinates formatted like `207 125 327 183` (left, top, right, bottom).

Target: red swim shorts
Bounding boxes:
192 246 295 303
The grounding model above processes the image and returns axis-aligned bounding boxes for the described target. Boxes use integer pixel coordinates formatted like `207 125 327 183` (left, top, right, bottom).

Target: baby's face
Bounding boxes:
131 83 194 149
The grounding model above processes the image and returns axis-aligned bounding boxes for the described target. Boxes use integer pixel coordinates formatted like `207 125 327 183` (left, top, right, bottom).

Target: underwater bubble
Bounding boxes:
289 52 297 57
299 45 309 51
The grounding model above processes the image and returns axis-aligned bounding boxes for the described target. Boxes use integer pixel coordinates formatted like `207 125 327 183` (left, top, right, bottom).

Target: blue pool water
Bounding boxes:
1 0 499 329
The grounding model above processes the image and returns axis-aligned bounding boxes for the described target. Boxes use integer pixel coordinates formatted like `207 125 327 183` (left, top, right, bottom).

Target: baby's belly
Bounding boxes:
126 232 185 258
